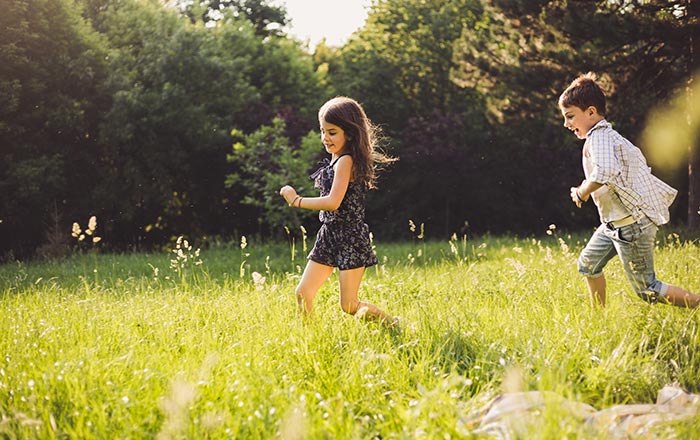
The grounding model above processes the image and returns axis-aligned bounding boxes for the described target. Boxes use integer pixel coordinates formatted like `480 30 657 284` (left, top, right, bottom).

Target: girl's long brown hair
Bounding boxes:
318 96 395 189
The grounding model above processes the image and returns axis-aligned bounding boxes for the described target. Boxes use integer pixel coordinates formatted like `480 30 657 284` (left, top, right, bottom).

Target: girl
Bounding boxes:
279 96 397 325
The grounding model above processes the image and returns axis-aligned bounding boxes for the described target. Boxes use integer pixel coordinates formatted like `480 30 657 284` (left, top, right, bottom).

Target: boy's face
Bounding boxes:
560 105 601 139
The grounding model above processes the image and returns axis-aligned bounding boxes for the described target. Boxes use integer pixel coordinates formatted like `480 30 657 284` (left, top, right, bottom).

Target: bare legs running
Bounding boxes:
663 285 700 308
585 275 606 307
296 261 333 316
584 274 699 308
295 260 395 323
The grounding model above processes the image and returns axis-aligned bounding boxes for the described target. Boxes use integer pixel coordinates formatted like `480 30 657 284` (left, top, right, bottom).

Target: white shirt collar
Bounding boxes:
585 119 611 138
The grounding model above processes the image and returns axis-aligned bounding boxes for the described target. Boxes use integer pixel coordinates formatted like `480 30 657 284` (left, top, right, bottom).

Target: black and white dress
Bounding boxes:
307 155 378 270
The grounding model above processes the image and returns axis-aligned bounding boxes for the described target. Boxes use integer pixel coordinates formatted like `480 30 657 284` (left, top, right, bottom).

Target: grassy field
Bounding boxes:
1 228 699 438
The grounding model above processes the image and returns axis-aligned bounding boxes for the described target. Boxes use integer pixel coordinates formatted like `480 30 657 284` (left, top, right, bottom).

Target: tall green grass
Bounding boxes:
1 229 699 438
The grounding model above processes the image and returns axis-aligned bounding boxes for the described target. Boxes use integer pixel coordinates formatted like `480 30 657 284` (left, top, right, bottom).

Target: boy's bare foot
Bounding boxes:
383 316 400 328
664 285 700 308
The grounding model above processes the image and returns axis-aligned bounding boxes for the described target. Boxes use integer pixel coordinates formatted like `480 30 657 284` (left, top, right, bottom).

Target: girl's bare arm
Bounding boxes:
280 156 352 210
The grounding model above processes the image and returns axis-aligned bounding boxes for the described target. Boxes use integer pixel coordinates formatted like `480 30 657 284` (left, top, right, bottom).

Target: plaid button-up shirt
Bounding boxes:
584 120 677 226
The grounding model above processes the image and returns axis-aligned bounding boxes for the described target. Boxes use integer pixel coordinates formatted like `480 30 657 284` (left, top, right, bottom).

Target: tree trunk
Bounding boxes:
687 0 700 229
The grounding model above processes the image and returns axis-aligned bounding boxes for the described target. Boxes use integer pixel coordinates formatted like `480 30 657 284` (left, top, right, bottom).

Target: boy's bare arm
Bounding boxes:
570 180 603 208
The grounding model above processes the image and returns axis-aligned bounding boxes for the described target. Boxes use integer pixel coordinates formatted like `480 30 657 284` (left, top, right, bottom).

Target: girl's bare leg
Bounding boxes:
338 267 395 325
296 261 334 316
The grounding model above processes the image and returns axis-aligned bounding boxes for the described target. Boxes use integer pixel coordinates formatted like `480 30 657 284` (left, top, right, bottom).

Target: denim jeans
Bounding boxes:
577 216 668 303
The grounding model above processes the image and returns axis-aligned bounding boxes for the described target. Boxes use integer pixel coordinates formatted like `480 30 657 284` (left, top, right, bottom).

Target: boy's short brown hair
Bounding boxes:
558 72 607 116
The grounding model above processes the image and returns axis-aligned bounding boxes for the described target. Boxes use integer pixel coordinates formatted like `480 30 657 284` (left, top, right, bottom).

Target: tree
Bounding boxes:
452 0 700 228
226 118 320 235
334 0 483 129
0 0 110 257
174 0 288 36
328 0 506 238
78 0 325 246
687 0 700 229
0 0 328 257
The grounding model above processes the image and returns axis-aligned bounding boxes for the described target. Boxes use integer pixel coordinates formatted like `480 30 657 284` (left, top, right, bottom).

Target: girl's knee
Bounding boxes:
295 284 311 302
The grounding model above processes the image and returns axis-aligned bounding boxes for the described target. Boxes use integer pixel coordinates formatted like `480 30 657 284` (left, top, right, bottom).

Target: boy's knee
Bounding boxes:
577 256 600 277
632 281 666 304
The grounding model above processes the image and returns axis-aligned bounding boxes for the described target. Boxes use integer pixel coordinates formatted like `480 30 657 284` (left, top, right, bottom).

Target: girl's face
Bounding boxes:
320 120 348 157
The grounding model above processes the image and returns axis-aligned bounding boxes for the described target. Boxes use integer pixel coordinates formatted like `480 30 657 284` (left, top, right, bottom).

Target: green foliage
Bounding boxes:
328 0 506 239
334 0 482 128
246 36 330 130
0 0 110 255
2 0 699 259
94 1 260 242
88 0 326 246
447 0 700 235
174 0 289 36
452 0 696 128
226 118 320 234
1 235 699 437
1 0 327 256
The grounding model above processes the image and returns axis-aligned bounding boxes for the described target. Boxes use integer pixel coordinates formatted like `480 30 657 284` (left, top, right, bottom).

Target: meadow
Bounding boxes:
1 227 699 439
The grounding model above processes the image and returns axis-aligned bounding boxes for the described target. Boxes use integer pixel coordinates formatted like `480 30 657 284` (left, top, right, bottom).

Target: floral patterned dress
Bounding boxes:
307 155 378 270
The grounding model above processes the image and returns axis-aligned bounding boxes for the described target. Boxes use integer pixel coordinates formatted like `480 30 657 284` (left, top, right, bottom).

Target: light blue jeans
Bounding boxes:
577 216 669 303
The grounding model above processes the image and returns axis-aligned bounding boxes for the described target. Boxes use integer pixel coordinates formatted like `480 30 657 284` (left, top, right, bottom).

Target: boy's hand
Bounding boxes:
570 186 582 208
279 185 297 205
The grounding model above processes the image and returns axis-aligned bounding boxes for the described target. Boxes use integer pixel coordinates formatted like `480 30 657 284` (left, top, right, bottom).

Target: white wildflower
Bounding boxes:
252 272 265 290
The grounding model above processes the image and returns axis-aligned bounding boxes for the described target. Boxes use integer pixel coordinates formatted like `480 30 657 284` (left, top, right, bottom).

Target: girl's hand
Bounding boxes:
279 185 297 205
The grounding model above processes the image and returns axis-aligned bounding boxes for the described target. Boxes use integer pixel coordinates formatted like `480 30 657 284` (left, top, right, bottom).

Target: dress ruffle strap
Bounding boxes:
310 158 334 192
309 158 330 181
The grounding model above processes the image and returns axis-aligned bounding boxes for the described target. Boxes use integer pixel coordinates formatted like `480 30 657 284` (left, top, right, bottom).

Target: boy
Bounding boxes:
559 72 700 308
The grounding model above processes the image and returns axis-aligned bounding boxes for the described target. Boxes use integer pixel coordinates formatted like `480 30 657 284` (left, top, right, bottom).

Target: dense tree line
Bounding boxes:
1 0 327 258
332 0 699 238
1 0 698 259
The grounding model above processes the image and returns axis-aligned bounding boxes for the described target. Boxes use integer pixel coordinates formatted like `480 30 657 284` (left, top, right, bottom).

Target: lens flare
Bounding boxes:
642 73 700 170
